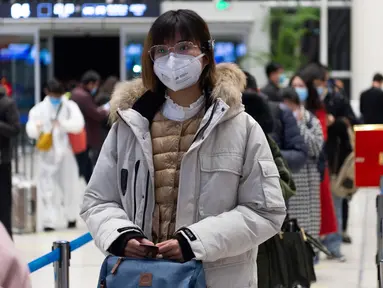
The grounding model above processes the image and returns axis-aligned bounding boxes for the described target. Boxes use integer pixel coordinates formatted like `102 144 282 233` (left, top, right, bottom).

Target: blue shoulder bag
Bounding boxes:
98 256 206 287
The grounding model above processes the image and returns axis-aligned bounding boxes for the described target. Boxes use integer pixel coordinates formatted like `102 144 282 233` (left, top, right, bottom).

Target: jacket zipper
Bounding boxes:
142 170 150 232
192 101 218 144
133 160 140 223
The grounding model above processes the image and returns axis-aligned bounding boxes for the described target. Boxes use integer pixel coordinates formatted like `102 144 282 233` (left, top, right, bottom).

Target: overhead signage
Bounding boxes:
0 2 160 19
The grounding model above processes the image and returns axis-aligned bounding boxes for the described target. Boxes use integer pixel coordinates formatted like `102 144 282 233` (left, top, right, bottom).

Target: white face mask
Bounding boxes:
153 53 205 92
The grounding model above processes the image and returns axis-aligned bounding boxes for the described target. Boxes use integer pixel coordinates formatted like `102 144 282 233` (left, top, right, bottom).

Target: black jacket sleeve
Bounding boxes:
0 99 20 138
242 92 274 134
174 233 195 262
279 107 308 172
107 231 146 256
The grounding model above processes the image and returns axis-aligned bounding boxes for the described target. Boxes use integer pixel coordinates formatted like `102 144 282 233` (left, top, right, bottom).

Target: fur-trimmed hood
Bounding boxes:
109 63 246 122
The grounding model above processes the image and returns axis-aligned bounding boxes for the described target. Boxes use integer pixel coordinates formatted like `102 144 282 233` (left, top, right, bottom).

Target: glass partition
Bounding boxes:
0 27 40 117
0 27 40 153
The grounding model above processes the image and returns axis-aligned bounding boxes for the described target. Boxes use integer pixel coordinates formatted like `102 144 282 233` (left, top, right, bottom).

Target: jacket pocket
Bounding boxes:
199 153 243 217
258 159 284 208
200 153 243 175
120 169 128 196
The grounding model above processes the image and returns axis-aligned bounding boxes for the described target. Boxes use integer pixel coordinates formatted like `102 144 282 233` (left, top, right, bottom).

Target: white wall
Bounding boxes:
352 0 383 100
160 1 271 86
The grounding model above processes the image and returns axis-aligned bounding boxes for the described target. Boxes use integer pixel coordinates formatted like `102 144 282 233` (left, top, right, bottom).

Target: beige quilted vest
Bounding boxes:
150 111 203 243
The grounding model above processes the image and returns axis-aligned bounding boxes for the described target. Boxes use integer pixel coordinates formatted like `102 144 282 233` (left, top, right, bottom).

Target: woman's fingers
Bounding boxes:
125 239 148 257
157 242 173 254
156 240 184 262
139 238 155 246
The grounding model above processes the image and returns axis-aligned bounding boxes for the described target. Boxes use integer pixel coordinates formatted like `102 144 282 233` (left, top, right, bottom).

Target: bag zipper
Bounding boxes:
111 257 124 275
133 160 140 223
142 170 150 232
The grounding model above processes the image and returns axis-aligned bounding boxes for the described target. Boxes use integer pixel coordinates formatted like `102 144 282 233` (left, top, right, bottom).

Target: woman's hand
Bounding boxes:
327 114 335 126
341 116 351 127
124 238 154 258
156 239 184 262
294 108 303 121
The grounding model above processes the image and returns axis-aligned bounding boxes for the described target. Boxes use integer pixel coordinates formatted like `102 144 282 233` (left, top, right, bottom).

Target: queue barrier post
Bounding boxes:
52 240 70 288
28 232 93 287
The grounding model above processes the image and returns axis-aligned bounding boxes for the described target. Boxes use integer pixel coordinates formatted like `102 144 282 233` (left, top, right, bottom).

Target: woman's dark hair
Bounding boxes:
142 9 216 93
243 71 258 91
281 87 300 105
288 74 300 87
290 74 322 113
299 63 326 83
46 79 65 95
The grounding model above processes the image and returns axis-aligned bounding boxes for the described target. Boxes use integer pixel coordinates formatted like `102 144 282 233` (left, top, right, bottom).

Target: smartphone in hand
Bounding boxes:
140 244 159 258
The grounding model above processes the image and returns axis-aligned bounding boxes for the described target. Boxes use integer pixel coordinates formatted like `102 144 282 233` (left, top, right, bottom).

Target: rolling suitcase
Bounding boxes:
12 143 37 234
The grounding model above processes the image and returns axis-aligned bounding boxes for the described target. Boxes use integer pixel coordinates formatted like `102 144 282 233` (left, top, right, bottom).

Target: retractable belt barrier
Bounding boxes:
28 232 93 288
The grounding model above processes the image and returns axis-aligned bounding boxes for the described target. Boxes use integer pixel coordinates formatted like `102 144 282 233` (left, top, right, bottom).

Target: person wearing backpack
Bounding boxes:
300 64 348 261
26 79 85 231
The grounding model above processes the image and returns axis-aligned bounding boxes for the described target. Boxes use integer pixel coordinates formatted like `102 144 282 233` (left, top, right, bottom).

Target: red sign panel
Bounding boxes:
355 125 383 187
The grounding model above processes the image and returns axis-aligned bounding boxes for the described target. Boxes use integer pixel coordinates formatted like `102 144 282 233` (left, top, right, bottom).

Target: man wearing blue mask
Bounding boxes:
71 70 109 183
26 79 84 231
261 62 286 102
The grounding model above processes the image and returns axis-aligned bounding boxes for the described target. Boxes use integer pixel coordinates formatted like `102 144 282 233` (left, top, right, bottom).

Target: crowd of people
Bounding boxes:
1 7 383 288
244 62 358 265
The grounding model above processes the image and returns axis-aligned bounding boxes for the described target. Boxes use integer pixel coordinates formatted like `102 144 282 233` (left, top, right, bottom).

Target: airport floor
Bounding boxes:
14 187 379 288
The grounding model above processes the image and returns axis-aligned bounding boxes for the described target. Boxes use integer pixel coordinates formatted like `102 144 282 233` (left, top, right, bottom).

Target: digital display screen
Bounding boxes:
214 42 247 64
0 2 160 19
0 43 51 65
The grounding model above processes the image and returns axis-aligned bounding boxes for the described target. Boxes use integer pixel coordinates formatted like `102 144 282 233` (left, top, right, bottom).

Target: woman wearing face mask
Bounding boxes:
80 9 285 287
299 70 346 261
282 80 324 248
26 79 85 231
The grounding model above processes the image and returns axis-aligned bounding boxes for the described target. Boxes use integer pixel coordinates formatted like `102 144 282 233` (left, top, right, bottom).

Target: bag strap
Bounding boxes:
49 102 63 133
54 103 63 120
332 138 340 176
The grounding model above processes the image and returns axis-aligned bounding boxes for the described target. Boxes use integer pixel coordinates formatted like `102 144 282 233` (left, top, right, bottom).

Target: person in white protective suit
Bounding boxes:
26 79 85 231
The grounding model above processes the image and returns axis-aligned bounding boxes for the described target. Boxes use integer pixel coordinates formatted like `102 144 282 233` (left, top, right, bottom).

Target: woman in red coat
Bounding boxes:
315 108 338 235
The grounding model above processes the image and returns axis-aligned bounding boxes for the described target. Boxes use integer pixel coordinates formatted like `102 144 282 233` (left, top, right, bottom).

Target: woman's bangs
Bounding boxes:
151 15 197 46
